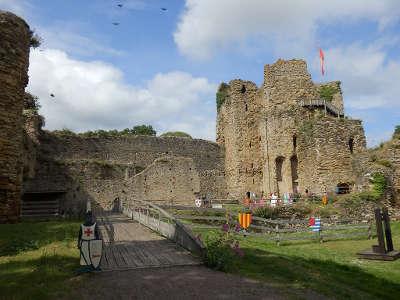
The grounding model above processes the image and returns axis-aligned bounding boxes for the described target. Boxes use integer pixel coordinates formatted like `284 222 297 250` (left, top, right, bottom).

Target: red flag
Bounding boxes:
319 48 325 76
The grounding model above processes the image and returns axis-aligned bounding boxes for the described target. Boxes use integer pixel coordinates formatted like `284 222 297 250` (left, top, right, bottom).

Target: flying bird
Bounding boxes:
117 4 123 7
50 93 55 98
112 22 120 26
161 7 167 11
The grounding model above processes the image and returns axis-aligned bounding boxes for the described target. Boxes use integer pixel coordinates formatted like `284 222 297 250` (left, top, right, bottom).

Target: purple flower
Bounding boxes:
222 223 229 232
235 223 241 232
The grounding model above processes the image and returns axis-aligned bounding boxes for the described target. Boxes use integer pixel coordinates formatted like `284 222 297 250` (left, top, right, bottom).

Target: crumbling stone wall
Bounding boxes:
218 59 367 199
0 11 31 222
216 80 263 199
127 156 201 206
24 133 227 210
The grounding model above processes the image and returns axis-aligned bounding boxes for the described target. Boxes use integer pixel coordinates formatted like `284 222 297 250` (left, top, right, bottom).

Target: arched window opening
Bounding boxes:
275 156 284 182
245 103 248 111
249 141 251 148
293 135 297 150
252 178 255 184
241 85 246 93
336 183 350 194
348 138 354 154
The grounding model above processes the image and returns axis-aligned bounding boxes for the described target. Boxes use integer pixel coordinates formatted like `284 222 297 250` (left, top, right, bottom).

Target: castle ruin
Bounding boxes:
0 11 398 222
217 59 366 199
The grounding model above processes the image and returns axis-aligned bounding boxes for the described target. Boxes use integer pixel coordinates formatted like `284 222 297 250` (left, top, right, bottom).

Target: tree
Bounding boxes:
131 125 156 136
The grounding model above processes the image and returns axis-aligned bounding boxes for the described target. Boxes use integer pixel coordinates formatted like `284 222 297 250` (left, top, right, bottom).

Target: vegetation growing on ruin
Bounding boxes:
371 172 387 198
24 93 41 111
393 125 400 139
52 124 157 138
29 30 42 48
160 131 192 138
216 83 229 111
299 120 314 142
319 85 339 102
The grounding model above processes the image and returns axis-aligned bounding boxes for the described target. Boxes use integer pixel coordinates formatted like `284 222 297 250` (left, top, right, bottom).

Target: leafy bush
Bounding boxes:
203 222 243 271
371 172 387 198
24 93 41 110
254 206 279 219
131 124 156 136
160 131 192 138
319 85 339 102
216 83 229 111
29 31 42 48
53 128 76 136
376 159 392 168
393 125 400 139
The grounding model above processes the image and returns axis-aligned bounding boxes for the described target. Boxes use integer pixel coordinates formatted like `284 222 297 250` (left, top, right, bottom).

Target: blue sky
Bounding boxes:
1 0 400 146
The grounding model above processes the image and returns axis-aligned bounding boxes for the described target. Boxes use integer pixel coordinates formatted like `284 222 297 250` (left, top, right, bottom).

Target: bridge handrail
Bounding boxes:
123 199 206 258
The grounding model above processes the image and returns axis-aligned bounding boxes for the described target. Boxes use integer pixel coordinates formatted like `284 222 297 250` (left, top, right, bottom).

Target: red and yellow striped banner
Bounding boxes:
238 213 252 229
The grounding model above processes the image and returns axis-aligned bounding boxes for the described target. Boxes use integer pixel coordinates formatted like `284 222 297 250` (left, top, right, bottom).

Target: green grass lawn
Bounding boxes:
0 220 81 300
195 222 400 300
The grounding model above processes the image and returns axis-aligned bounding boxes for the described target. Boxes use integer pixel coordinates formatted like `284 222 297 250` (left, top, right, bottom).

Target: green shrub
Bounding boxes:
393 125 400 139
160 131 192 138
204 232 236 271
376 159 392 168
53 128 76 136
216 83 229 111
319 85 339 102
371 172 387 198
254 206 279 219
29 31 42 48
131 125 156 136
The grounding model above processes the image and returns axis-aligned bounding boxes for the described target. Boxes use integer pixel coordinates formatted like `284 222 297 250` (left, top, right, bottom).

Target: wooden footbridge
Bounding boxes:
95 201 204 271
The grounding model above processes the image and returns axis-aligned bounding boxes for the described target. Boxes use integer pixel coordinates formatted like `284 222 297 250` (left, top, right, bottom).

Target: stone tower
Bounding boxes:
217 59 366 200
0 11 31 222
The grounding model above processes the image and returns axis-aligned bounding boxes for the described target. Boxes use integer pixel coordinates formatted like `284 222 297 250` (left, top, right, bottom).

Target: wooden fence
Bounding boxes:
175 213 373 245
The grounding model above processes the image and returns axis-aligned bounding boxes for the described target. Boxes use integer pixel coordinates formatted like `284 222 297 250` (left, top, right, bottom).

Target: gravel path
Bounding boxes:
67 265 325 300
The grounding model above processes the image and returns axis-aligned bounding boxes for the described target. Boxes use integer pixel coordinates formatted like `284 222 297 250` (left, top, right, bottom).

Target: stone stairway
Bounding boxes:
20 198 59 219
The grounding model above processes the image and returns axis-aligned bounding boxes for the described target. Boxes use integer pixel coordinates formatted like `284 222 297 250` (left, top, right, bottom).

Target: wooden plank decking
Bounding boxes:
97 213 201 271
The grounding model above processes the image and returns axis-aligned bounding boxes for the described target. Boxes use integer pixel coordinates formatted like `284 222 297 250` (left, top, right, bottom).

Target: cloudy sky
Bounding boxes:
1 0 399 146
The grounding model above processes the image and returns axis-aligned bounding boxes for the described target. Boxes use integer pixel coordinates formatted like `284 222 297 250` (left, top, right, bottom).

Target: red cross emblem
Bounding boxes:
84 228 93 237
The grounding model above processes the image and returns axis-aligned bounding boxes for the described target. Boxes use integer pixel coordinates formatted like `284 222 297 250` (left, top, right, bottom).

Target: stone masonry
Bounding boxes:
217 59 367 199
0 11 31 222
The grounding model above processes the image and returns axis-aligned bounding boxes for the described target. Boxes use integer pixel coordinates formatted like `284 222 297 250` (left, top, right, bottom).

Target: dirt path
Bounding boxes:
67 265 324 300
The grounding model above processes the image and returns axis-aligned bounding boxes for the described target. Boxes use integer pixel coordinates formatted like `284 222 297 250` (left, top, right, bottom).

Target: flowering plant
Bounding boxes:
203 217 244 271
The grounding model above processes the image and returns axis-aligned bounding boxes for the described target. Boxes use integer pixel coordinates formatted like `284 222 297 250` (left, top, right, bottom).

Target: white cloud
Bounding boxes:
174 0 400 60
322 42 400 110
27 49 217 140
37 25 124 57
0 0 30 17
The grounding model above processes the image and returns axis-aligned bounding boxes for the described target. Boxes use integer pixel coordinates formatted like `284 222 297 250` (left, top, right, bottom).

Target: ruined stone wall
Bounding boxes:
38 133 224 173
262 59 318 196
218 59 368 199
126 156 201 206
0 11 31 222
24 133 227 210
297 117 366 195
216 80 263 200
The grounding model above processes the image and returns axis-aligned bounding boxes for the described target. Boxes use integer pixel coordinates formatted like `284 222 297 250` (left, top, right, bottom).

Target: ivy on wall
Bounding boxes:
216 83 229 111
